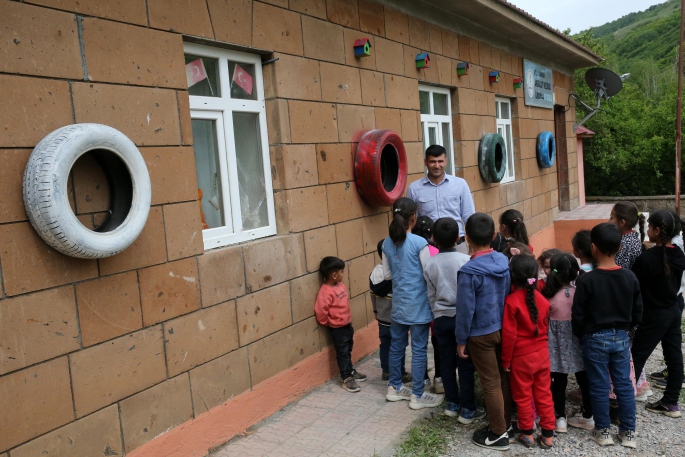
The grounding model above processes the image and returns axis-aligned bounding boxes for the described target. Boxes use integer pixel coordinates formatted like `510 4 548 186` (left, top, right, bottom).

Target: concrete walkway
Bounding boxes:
212 348 436 457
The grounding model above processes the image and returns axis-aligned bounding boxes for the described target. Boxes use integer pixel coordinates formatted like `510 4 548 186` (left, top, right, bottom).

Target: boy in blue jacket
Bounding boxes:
456 213 513 451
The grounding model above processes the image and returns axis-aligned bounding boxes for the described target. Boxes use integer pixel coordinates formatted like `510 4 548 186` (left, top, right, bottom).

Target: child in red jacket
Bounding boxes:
502 255 555 449
315 256 366 393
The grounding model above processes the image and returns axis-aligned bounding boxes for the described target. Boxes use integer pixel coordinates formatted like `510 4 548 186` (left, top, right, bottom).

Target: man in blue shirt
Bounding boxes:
406 145 475 254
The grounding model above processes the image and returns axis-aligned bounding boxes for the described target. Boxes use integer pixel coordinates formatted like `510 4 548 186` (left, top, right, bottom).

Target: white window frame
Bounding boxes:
184 42 276 249
496 97 515 184
419 85 455 175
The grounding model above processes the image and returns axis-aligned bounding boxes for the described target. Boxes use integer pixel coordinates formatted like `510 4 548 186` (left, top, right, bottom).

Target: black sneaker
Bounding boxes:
342 377 361 393
472 429 510 451
652 377 685 389
648 369 667 381
645 400 682 418
507 422 521 444
351 369 367 382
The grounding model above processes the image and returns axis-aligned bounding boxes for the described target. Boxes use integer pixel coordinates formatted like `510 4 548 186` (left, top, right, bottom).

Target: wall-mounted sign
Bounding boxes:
524 60 554 109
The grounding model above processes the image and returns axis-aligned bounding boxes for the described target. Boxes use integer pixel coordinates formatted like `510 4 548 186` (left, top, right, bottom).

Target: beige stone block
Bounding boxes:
266 99 291 144
348 252 375 297
320 62 362 104
10 405 122 457
263 53 321 101
361 213 388 255
138 258 201 326
458 35 471 62
247 317 319 385
428 23 443 54
375 108 402 134
302 15 344 64
336 104 375 142
437 55 452 86
243 234 306 292
359 0 385 36
289 101 338 143
141 147 198 205
408 16 430 50
27 0 147 24
468 65 484 91
286 186 330 232
385 74 419 110
326 0 359 28
290 272 322 322
384 7 408 44
316 143 355 184
0 358 73 452
76 271 143 347
0 149 31 223
198 245 245 307
237 282 292 346
327 182 365 223
252 2 303 54
400 110 420 142
165 300 239 376
0 287 79 375
290 0 327 19
0 2 82 79
271 144 319 190
442 29 459 59
335 219 364 261
189 347 250 415
70 327 166 417
374 37 405 76
148 0 213 36
469 38 480 65
120 375 193 453
207 0 252 46
177 90 194 145
360 70 385 107
163 201 204 261
456 87 476 115
349 293 367 329
405 141 425 175
83 18 185 88
304 225 337 272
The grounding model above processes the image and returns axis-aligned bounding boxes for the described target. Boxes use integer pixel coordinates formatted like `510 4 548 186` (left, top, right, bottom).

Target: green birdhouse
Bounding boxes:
354 38 371 57
416 53 430 69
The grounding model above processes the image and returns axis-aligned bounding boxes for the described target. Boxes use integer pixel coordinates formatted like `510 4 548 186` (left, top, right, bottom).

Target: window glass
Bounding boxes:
185 55 221 97
500 101 510 120
428 126 437 146
233 112 268 230
433 93 448 115
496 98 515 183
495 101 500 119
192 119 225 229
419 91 431 115
228 61 257 101
441 122 453 175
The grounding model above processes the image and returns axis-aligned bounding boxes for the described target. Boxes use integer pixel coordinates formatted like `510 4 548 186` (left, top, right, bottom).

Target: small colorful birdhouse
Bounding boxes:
416 53 430 69
489 71 500 83
353 38 371 57
457 62 469 75
513 77 523 89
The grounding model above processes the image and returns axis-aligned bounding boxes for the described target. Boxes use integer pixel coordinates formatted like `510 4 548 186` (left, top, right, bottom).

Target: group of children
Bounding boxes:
314 200 684 450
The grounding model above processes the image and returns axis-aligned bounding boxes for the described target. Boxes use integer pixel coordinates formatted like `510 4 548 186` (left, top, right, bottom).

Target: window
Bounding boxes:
496 97 515 183
419 85 455 175
185 43 275 249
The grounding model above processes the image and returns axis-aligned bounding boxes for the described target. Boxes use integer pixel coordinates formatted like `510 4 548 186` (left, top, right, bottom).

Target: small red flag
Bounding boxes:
232 64 254 95
186 59 208 88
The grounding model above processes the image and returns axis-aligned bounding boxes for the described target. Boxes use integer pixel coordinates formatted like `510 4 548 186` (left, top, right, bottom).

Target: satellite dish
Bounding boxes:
571 68 624 131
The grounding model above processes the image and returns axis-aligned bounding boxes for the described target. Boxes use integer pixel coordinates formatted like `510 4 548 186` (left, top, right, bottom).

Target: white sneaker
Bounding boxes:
591 428 615 446
556 416 568 433
409 392 444 410
567 415 595 430
434 377 444 394
618 430 637 449
386 385 412 402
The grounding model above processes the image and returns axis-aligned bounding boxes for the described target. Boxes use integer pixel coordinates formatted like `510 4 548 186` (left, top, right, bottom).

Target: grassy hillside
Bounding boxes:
589 0 679 40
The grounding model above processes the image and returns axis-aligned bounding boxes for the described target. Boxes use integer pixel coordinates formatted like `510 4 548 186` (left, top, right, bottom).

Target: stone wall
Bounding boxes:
0 0 578 454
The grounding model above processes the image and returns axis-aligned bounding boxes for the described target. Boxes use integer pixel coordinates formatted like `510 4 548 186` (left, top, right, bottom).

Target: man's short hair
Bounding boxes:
425 145 447 159
465 212 495 247
591 222 622 256
432 218 459 250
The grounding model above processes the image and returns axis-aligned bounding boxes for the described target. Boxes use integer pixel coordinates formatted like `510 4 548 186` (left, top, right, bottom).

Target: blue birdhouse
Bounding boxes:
354 38 371 57
457 61 469 75
489 71 500 83
416 53 430 69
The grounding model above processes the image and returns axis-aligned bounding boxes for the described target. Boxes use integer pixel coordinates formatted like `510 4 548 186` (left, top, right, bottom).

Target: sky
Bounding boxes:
507 0 667 34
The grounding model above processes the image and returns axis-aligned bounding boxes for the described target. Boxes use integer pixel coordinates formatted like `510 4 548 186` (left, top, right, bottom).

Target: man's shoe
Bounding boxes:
507 422 521 443
645 400 682 418
590 428 614 446
458 406 487 424
341 377 360 393
444 401 461 417
351 369 367 382
617 430 637 449
386 385 411 401
648 369 668 381
409 392 444 410
472 429 510 451
434 377 444 394
652 378 685 389
382 370 389 381
555 416 568 433
567 415 595 430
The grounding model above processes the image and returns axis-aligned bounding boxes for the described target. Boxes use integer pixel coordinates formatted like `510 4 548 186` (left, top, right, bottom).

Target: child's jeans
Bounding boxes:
379 323 406 374
389 322 429 396
581 329 636 431
510 348 556 434
433 316 476 410
329 324 354 380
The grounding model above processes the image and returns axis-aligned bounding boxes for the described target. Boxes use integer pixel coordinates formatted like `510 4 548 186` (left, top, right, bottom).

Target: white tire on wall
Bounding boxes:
23 124 151 259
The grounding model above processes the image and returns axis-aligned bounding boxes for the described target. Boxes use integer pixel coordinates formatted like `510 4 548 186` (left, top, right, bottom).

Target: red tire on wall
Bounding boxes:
354 129 408 207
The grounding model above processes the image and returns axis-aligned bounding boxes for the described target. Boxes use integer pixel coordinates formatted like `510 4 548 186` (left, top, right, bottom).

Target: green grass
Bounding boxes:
395 413 456 457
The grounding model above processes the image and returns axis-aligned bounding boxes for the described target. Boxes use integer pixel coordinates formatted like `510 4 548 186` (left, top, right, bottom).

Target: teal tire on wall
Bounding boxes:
478 133 507 183
536 131 556 168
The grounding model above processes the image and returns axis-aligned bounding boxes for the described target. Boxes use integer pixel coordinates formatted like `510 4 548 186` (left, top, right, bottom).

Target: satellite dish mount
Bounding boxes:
571 68 625 132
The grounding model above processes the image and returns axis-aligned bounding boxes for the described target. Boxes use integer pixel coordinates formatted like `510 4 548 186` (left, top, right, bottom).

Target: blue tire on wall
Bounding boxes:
536 131 556 168
478 133 507 183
